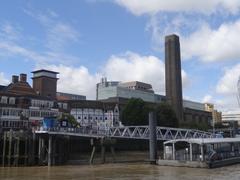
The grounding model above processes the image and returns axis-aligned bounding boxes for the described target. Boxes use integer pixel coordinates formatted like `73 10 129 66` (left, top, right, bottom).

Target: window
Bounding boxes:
63 103 68 109
1 96 8 104
9 97 15 105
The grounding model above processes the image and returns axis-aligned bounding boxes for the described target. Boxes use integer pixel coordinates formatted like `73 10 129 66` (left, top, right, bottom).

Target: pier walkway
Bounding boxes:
35 126 213 141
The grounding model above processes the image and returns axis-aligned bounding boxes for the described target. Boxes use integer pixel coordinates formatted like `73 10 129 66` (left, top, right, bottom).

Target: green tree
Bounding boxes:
59 113 79 127
121 98 149 125
180 121 209 131
155 102 178 127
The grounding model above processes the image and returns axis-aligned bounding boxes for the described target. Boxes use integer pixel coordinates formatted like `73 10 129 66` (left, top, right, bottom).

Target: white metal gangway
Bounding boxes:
35 126 213 140
109 126 212 140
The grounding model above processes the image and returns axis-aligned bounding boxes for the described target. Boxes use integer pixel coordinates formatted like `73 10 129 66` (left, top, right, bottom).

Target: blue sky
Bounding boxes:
1 0 240 111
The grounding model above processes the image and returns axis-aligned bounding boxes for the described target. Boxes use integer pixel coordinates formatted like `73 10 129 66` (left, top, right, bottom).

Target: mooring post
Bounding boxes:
189 143 193 161
31 132 36 165
48 135 52 166
24 137 28 165
52 137 56 165
2 132 6 166
101 138 106 164
149 111 157 164
8 130 13 166
38 136 42 165
89 138 96 164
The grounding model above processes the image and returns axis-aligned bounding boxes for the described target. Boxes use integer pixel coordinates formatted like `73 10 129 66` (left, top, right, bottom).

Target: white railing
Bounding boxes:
108 126 212 140
36 126 213 140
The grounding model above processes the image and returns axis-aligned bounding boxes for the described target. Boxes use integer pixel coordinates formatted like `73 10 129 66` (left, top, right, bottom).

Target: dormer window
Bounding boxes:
1 96 8 104
9 97 15 105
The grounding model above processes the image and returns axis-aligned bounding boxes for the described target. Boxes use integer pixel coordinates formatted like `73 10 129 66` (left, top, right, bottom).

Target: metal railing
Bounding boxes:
36 125 213 140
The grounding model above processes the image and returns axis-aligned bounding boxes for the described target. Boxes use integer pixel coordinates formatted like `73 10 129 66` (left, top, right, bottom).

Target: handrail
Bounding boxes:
35 126 213 140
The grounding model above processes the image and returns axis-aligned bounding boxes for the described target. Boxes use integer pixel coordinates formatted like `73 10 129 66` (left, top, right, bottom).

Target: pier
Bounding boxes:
0 124 213 167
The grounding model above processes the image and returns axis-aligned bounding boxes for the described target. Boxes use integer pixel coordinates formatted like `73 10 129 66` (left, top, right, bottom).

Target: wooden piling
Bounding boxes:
8 130 13 166
24 137 28 165
48 135 52 166
89 139 96 164
2 132 6 166
101 138 106 164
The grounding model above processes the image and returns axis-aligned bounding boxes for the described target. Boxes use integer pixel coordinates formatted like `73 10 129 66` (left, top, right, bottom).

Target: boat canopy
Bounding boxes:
164 138 240 145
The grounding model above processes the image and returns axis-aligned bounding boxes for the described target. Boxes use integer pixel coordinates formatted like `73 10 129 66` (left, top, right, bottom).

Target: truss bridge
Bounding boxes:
36 126 213 140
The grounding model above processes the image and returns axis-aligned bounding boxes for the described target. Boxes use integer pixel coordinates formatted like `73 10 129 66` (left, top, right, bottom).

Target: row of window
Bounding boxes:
58 103 68 109
0 108 60 118
71 108 119 114
0 96 16 104
73 115 119 121
0 120 29 128
31 99 54 108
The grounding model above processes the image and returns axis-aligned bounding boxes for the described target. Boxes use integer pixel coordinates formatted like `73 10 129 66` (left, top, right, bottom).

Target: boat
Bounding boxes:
157 138 240 168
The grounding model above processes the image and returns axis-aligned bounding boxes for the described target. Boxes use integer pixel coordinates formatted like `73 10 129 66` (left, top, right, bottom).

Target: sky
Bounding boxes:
0 0 240 111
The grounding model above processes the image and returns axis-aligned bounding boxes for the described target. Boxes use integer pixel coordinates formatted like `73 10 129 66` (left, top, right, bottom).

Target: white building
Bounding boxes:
96 78 206 111
67 100 120 130
222 111 240 125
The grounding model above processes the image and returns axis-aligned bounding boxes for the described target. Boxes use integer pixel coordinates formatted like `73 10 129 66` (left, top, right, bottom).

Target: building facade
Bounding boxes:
96 78 166 103
59 100 120 130
0 73 60 130
56 92 86 101
222 111 240 125
32 69 59 99
204 103 222 125
0 70 120 130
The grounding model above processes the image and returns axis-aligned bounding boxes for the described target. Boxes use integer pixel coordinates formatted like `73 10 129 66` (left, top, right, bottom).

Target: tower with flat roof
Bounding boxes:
32 69 59 99
165 34 183 124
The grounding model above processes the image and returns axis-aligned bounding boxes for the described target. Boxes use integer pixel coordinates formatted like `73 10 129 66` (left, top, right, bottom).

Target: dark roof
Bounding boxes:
3 81 36 96
0 85 6 91
31 69 59 74
60 100 117 110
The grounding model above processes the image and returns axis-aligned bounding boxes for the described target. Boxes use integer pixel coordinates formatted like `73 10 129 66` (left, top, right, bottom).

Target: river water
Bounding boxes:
1 163 240 180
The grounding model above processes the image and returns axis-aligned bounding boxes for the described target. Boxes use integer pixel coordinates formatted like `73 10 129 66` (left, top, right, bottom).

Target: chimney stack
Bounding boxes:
12 75 19 83
165 34 183 124
20 73 27 82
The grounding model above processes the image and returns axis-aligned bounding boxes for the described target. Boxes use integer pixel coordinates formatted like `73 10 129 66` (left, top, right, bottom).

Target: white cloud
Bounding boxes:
23 8 80 51
0 22 22 41
216 64 240 95
37 64 101 99
39 52 188 99
115 0 240 16
181 20 240 62
103 52 166 94
0 72 9 85
202 95 213 103
46 22 80 50
204 64 240 111
0 41 78 64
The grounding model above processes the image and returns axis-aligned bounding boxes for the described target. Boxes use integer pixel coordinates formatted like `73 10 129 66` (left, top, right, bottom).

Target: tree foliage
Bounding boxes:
180 121 209 131
121 99 178 127
59 113 79 127
155 102 178 127
121 98 149 126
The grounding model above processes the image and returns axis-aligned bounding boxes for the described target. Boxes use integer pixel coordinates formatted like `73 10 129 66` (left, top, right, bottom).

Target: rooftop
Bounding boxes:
164 138 240 145
31 69 59 74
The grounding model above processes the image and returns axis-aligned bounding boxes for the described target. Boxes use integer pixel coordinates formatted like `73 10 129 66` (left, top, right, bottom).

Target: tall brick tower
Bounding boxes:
165 34 183 123
32 69 59 99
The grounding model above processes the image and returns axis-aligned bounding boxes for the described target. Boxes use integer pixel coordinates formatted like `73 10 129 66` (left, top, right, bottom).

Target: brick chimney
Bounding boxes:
20 73 27 82
12 75 19 84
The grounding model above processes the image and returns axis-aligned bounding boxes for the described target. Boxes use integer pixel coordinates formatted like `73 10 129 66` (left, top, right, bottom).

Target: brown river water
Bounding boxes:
1 163 240 180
